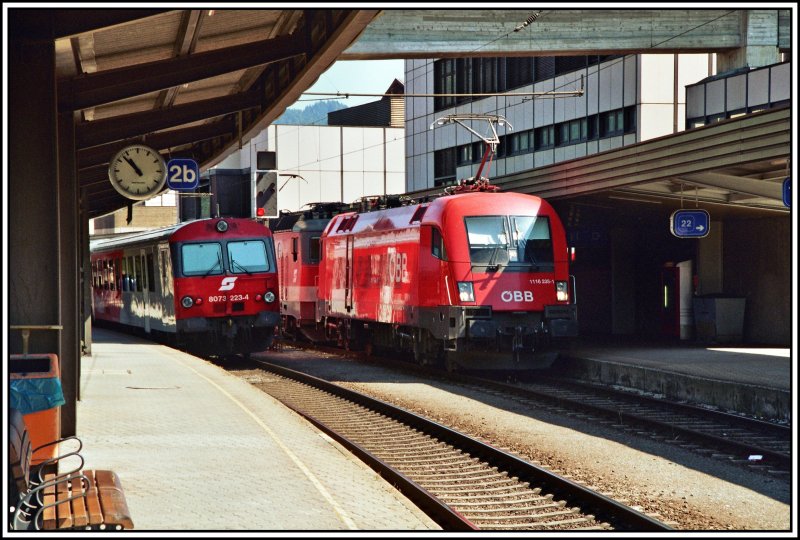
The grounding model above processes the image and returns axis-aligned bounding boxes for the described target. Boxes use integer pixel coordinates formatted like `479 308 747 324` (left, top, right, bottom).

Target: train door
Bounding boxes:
159 246 175 327
345 235 354 312
140 248 151 333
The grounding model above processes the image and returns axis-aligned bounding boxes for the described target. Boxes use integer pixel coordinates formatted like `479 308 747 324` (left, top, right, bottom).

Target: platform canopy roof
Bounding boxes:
42 8 379 218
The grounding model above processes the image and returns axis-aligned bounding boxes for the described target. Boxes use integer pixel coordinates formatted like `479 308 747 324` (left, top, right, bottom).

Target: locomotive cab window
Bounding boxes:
228 240 270 274
182 242 223 276
465 215 553 267
511 216 553 266
465 216 510 266
431 227 447 260
309 236 321 263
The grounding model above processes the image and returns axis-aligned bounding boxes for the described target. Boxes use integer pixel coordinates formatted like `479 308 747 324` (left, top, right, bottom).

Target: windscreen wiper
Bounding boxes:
203 252 222 277
229 258 252 275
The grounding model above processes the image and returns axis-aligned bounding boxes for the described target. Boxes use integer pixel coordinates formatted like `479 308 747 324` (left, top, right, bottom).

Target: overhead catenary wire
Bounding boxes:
301 89 582 99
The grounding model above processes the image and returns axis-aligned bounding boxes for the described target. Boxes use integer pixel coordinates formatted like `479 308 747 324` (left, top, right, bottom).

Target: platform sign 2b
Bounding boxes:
167 158 199 190
670 209 710 238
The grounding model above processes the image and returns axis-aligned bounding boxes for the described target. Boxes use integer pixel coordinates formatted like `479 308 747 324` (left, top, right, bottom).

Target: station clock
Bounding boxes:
107 144 168 200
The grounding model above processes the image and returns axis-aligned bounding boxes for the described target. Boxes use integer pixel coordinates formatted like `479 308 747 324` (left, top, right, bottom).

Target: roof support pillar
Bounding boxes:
717 10 782 72
57 109 81 436
9 12 73 434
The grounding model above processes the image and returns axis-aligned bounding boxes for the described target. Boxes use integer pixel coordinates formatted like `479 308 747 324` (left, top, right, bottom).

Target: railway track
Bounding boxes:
274 340 792 478
450 372 793 476
241 359 672 532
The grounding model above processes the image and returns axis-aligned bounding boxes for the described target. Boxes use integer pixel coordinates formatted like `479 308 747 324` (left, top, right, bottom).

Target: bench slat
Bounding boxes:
82 470 105 527
56 475 73 529
42 473 57 530
70 477 89 528
94 470 134 530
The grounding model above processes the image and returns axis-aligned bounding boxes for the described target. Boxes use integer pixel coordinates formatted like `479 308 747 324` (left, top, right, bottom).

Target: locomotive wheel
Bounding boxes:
412 329 429 366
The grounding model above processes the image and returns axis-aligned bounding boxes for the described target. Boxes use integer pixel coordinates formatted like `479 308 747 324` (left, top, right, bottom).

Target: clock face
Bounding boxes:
108 144 167 200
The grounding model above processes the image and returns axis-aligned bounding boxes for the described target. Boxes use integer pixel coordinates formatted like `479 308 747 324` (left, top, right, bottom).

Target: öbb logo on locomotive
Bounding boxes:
500 290 535 303
219 277 238 291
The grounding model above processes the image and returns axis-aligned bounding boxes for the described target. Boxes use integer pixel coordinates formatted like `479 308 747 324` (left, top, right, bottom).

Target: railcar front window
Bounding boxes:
228 240 270 274
182 243 223 276
511 216 553 265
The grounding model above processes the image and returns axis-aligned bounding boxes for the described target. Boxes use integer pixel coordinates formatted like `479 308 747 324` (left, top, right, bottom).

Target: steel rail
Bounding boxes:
252 359 672 532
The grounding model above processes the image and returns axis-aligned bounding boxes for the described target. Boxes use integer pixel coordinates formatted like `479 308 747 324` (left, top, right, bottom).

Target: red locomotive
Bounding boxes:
273 181 578 371
91 217 280 357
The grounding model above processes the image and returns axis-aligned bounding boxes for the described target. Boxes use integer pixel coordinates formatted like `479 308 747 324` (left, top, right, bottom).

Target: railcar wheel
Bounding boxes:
443 351 458 373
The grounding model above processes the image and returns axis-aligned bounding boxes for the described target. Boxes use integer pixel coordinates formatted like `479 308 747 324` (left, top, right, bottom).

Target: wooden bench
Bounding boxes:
9 408 134 531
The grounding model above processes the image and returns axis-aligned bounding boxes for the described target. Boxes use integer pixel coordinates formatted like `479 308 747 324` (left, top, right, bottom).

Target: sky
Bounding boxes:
288 59 406 109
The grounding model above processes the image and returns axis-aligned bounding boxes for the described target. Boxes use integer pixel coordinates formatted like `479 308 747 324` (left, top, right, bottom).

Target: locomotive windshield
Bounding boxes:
228 240 271 274
465 215 553 266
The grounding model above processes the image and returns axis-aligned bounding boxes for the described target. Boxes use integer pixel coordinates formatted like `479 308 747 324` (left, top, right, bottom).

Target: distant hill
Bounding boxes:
274 100 347 125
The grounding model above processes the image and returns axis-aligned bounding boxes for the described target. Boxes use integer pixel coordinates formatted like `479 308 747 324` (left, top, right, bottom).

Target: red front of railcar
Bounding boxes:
171 218 280 354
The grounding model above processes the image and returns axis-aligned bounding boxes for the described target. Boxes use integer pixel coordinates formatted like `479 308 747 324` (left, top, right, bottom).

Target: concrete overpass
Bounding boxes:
5 7 793 435
342 9 791 71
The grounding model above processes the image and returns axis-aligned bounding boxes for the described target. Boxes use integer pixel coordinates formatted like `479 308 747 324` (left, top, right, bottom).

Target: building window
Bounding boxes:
623 106 637 134
556 118 590 146
456 58 473 104
534 57 555 82
478 58 498 94
434 59 456 110
508 131 531 155
600 109 624 137
555 56 588 76
457 144 474 166
506 57 533 89
534 125 555 149
434 147 456 186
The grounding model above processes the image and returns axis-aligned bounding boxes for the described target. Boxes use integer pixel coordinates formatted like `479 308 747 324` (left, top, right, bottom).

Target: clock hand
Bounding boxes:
123 156 143 176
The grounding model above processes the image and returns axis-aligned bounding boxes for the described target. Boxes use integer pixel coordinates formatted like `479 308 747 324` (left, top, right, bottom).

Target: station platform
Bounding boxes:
74 328 440 532
557 336 792 423
67 329 790 531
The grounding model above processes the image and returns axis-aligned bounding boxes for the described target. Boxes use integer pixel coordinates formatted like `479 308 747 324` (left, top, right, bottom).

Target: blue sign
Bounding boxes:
167 158 199 190
670 209 710 238
783 177 790 208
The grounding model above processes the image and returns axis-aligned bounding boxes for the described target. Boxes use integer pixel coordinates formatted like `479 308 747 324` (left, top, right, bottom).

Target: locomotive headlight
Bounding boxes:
215 219 228 233
457 281 475 302
181 295 194 309
556 281 569 302
264 291 276 303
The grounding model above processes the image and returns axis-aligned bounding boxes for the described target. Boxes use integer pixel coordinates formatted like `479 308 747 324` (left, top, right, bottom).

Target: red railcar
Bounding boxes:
90 217 280 356
274 184 578 370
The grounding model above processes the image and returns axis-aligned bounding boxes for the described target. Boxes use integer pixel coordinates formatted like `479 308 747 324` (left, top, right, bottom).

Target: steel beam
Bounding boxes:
59 33 305 111
78 117 236 168
76 91 259 148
